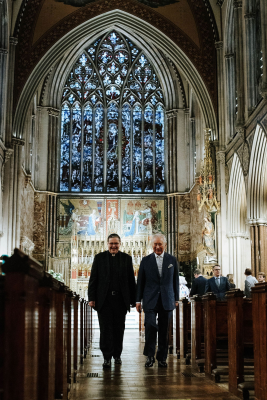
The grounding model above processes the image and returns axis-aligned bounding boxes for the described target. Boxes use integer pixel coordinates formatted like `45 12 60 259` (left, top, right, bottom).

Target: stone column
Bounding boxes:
224 53 235 139
167 194 179 259
0 47 8 140
244 10 257 114
259 0 267 97
166 109 178 193
215 42 226 146
46 193 57 264
216 151 228 274
184 108 190 191
5 37 18 146
47 108 60 192
234 0 245 128
189 117 196 187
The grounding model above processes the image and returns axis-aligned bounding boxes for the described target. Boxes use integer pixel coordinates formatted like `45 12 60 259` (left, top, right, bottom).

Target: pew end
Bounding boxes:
237 381 254 400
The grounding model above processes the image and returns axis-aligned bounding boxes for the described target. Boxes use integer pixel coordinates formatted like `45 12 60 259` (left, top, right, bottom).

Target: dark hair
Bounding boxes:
107 233 121 242
245 268 252 275
213 264 221 269
194 269 201 275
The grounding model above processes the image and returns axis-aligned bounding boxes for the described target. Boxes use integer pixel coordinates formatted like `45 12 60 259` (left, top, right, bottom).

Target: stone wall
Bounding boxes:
20 176 35 252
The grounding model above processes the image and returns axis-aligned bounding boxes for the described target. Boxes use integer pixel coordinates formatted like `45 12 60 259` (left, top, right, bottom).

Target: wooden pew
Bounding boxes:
190 295 204 368
1 249 91 400
202 293 228 377
2 249 43 400
252 282 267 400
178 298 191 361
226 289 254 399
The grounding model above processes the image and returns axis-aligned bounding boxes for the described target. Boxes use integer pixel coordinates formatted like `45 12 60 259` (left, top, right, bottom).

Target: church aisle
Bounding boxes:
70 330 239 400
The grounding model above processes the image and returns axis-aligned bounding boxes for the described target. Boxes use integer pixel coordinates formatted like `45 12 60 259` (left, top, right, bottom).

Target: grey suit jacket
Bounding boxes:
244 275 258 298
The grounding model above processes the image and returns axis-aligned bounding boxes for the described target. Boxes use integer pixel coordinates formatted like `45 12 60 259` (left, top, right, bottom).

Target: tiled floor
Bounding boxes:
70 329 240 400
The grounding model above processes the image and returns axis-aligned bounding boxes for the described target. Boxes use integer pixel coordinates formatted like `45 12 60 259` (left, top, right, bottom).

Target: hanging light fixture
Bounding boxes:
197 129 220 213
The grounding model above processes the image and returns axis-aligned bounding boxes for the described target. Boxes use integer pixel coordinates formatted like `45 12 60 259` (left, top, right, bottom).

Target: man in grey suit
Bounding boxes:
136 234 179 368
88 234 136 369
205 264 230 300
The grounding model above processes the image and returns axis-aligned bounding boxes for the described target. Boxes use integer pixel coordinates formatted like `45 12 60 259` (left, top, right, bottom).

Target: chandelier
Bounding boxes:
197 129 220 213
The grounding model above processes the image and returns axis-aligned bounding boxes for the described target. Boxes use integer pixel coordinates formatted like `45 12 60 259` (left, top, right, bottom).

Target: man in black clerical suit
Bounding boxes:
88 233 136 369
136 234 179 368
190 269 208 296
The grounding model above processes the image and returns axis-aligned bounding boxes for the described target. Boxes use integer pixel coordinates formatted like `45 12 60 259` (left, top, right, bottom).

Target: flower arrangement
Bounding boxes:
48 269 65 283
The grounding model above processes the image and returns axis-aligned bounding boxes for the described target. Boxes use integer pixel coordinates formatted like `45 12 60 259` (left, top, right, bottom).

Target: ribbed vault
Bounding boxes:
13 10 217 139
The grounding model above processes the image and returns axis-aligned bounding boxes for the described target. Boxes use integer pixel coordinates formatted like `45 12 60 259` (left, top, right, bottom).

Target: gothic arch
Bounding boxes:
13 10 217 140
228 153 250 289
247 124 267 221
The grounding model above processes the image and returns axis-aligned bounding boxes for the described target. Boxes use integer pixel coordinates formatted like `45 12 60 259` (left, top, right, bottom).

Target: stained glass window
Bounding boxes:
60 31 165 193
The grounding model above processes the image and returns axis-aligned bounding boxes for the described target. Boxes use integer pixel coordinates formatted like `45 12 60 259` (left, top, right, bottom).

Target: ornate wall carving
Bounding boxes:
32 192 46 263
177 194 191 261
20 173 34 244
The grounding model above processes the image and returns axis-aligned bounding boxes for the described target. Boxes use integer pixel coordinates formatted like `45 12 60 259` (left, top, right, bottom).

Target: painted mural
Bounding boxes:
58 197 164 240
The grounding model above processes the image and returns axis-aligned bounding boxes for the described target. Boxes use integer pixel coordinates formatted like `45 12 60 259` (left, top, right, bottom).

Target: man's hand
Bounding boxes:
175 301 179 307
136 303 142 313
89 301 95 308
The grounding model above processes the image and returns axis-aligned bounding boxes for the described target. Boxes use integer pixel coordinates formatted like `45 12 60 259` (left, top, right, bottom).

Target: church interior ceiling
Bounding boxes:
13 0 218 111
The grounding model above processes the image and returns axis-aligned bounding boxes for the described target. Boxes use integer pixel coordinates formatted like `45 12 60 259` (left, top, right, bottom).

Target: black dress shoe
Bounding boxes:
158 360 167 368
145 356 155 367
103 359 111 369
114 357 122 365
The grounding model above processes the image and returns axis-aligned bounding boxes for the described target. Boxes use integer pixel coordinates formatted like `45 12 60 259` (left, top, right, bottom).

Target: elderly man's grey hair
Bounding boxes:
151 233 167 244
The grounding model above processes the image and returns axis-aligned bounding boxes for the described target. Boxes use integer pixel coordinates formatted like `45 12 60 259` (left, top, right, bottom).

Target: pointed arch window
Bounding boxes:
60 31 165 193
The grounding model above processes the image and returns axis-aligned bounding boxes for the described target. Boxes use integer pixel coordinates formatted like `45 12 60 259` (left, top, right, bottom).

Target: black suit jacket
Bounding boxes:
205 276 230 300
190 275 208 297
88 251 136 312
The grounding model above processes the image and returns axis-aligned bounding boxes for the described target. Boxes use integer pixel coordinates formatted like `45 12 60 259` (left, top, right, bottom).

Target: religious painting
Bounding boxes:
106 199 120 236
58 198 104 239
121 199 164 238
55 0 179 8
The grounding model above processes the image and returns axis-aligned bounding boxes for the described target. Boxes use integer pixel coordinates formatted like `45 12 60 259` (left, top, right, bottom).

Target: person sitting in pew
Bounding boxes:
190 268 207 296
244 268 258 298
204 264 230 300
227 274 236 288
257 271 265 283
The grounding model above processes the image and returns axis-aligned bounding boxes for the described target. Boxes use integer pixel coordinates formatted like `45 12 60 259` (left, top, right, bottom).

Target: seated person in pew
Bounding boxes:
226 274 236 289
190 268 207 296
204 264 230 300
244 268 258 298
257 271 265 283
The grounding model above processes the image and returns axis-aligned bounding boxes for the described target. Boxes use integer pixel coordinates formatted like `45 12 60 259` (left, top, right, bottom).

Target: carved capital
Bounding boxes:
166 109 178 119
9 37 18 46
216 151 226 164
233 0 242 9
0 48 8 54
236 127 245 141
183 108 190 115
224 53 235 60
24 173 32 188
215 41 223 50
4 148 13 164
12 137 25 146
47 107 60 117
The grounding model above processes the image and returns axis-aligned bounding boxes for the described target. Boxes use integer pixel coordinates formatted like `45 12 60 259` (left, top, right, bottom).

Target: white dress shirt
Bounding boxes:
155 251 164 277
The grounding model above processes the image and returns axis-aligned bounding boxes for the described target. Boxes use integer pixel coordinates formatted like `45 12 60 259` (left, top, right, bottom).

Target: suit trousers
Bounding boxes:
143 295 172 361
97 292 127 360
